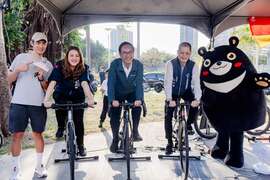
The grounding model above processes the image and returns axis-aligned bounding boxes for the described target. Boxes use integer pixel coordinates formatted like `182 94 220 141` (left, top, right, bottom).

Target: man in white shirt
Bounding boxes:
7 32 53 180
99 69 109 128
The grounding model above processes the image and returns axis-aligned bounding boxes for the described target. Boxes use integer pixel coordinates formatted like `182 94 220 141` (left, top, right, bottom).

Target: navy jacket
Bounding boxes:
171 58 194 98
108 58 144 103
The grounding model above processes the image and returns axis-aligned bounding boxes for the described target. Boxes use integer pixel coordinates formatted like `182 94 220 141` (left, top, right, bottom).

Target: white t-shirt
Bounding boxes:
122 62 132 77
101 79 108 96
9 52 53 106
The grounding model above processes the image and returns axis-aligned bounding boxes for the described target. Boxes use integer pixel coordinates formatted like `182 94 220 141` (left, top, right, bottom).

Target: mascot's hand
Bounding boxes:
254 73 270 88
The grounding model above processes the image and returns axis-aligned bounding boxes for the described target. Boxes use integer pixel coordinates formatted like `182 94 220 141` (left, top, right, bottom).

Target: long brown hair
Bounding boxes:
62 46 85 79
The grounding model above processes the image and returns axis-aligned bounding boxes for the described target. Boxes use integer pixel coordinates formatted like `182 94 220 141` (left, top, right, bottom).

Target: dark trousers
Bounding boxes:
100 95 109 122
56 109 85 147
110 106 142 141
164 99 198 140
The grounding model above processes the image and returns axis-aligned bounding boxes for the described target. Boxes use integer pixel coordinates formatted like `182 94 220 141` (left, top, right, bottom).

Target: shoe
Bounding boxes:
188 129 195 135
98 121 103 128
78 146 87 157
211 145 228 160
110 139 119 153
165 143 173 155
224 152 244 168
133 132 143 142
187 125 195 135
9 166 22 180
34 164 48 178
55 128 64 138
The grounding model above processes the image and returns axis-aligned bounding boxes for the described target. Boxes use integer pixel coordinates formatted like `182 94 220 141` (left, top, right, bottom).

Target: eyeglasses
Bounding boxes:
121 51 133 55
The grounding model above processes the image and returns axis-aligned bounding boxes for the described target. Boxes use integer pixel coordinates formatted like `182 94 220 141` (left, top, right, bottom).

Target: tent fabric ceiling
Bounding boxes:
37 0 270 38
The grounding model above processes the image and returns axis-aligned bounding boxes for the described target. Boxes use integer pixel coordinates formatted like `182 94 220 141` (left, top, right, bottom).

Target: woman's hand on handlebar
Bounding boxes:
87 99 96 108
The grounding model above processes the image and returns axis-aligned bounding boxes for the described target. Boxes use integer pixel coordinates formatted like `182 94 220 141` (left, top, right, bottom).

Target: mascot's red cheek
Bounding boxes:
202 71 209 77
234 62 242 68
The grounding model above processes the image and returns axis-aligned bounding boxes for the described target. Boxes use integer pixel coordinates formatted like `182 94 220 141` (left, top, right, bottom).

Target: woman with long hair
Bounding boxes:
44 46 95 156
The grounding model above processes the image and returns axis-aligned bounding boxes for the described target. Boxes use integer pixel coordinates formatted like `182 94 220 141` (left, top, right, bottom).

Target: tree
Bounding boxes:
0 0 11 137
64 29 86 56
3 0 61 64
3 0 31 63
232 25 257 51
141 48 174 71
232 25 259 65
90 40 108 70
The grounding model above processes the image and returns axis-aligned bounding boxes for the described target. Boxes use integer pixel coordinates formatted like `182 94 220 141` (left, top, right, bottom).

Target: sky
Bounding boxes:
80 22 210 55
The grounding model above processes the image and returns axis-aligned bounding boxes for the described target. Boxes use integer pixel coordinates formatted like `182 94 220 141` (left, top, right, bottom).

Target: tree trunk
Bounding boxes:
24 0 61 64
0 2 11 137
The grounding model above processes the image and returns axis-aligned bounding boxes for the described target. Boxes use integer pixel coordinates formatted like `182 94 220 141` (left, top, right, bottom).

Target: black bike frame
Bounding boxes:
108 101 151 180
50 103 99 180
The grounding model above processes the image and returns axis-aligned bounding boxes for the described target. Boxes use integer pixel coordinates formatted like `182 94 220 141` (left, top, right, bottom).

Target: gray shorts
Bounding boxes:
9 103 47 133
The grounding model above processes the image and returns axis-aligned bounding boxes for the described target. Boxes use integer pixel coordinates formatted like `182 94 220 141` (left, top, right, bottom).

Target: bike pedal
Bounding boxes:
129 148 136 154
61 149 66 153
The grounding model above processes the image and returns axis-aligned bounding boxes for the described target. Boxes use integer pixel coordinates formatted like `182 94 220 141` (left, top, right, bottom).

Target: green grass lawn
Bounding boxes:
0 88 165 155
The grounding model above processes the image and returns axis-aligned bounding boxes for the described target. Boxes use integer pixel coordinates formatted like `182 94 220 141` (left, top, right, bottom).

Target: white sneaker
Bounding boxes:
9 166 22 180
34 164 48 178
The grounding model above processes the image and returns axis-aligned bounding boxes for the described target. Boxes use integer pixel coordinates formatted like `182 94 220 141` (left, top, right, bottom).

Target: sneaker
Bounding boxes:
110 139 119 153
133 132 143 142
78 146 87 157
98 121 103 128
9 166 22 180
165 143 173 155
187 125 195 135
34 164 48 178
55 128 64 138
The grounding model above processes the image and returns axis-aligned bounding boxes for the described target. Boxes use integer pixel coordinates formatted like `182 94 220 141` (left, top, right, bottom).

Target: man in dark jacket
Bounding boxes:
108 41 144 153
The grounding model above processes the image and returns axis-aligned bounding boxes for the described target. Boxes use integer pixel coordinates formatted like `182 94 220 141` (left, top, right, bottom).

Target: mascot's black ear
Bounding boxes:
198 47 207 57
229 36 239 47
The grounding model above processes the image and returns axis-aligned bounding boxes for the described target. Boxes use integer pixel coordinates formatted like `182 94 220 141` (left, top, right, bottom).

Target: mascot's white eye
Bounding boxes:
227 52 236 60
203 59 211 67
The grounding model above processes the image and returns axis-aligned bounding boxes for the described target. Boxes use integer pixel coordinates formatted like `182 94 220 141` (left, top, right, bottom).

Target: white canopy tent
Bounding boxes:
37 0 270 39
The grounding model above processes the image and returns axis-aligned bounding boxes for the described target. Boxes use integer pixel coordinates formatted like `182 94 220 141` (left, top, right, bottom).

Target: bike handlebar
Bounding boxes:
111 101 147 117
166 99 191 107
119 102 134 108
45 102 97 110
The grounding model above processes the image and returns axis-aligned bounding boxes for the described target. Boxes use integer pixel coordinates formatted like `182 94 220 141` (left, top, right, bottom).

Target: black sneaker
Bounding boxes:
98 121 103 128
55 128 64 138
78 146 87 156
110 139 119 153
165 143 173 155
133 132 143 142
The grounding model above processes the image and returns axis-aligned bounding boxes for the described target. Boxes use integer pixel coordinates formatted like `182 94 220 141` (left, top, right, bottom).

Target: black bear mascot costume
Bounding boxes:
198 36 270 168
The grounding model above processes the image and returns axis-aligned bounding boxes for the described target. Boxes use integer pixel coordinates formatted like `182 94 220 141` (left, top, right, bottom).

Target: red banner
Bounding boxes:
249 17 270 47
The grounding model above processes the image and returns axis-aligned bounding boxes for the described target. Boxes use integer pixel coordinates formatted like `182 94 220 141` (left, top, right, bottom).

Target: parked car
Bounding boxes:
144 73 164 93
265 87 270 95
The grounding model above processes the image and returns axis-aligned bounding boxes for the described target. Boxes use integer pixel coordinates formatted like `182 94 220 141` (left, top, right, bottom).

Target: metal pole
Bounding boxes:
85 25 91 67
105 28 112 68
137 22 140 59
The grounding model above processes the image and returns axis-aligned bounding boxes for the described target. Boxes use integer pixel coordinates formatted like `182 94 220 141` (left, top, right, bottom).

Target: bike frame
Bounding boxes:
108 101 151 180
50 103 99 180
158 99 200 179
66 108 76 154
